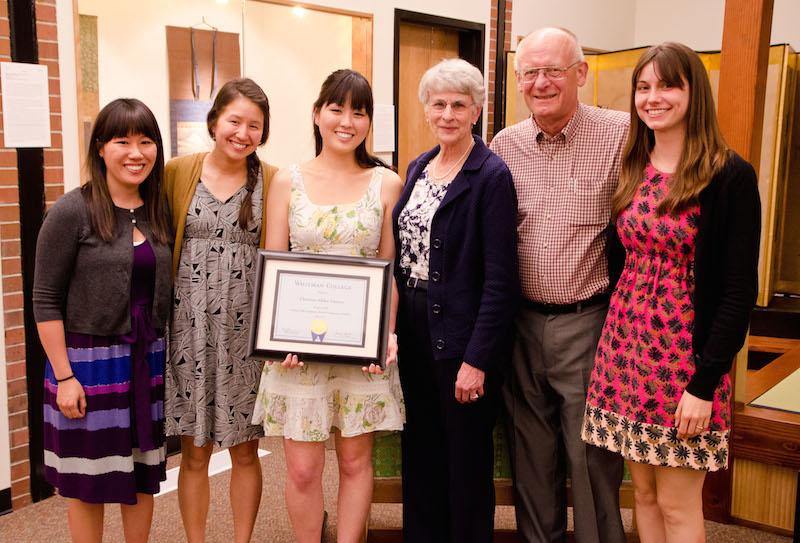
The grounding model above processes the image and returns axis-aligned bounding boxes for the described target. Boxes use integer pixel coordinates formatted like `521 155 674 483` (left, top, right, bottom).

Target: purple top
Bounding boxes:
122 240 158 450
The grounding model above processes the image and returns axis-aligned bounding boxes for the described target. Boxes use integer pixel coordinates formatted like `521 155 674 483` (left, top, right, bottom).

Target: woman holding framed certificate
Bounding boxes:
163 78 278 543
392 59 519 542
253 69 405 543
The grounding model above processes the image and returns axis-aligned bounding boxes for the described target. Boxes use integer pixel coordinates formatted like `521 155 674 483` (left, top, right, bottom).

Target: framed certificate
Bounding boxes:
247 250 393 368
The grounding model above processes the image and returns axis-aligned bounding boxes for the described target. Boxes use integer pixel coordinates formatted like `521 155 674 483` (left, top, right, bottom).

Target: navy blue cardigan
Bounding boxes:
608 152 761 400
393 136 520 373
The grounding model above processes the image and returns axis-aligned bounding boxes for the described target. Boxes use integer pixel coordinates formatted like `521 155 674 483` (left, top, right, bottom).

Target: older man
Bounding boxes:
490 28 629 543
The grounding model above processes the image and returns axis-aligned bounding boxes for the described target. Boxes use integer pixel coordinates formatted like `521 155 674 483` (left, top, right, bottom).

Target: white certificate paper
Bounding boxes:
1 62 51 148
271 271 369 347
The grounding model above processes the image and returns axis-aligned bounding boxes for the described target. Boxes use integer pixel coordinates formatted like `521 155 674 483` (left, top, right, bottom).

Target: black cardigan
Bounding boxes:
608 152 761 400
393 136 520 373
33 187 173 335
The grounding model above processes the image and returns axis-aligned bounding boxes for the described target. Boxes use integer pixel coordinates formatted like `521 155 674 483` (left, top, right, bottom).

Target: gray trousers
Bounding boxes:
503 302 625 543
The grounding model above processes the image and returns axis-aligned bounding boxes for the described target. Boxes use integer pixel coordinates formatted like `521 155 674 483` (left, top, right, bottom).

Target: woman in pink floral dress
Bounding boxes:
581 42 760 542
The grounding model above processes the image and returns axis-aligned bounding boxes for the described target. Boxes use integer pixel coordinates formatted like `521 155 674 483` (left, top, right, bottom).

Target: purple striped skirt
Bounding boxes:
43 325 167 505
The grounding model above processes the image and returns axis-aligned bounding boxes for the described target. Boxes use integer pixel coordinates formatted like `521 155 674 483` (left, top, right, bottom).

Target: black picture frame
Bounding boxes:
247 250 393 369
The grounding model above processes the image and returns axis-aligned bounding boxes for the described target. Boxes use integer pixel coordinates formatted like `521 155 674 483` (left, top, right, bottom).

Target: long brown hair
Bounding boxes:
313 69 388 169
207 78 270 230
83 98 171 244
612 42 730 220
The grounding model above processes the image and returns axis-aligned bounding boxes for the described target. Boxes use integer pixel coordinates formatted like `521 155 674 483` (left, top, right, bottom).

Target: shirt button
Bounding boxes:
432 238 442 249
431 271 441 282
544 243 548 248
546 214 551 220
432 303 442 314
435 339 446 350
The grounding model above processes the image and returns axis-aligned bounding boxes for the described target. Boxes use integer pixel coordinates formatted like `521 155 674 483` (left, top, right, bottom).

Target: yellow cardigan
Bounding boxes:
164 152 279 276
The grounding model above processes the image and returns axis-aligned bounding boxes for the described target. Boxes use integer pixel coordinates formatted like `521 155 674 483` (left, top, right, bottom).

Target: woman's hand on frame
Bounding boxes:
56 378 86 419
363 332 397 375
674 391 712 439
280 353 303 369
455 362 485 404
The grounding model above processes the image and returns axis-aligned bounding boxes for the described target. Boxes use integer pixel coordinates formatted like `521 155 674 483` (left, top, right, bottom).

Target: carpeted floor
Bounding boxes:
0 436 791 542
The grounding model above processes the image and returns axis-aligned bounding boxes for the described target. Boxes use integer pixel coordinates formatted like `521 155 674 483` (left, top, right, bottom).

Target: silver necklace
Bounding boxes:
431 140 474 181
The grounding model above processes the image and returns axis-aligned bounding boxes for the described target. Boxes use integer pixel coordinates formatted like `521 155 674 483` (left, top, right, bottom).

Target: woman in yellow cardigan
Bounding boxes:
163 78 277 543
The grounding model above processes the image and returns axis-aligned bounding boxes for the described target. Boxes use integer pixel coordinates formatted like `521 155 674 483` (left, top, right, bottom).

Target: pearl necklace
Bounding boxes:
431 140 474 181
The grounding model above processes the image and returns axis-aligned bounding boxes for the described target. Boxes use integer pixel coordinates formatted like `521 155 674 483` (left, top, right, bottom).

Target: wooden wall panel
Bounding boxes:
732 458 797 531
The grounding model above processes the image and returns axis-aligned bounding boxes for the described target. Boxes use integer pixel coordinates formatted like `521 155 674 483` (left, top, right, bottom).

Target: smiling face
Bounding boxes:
99 132 157 194
634 61 690 137
425 90 481 148
313 95 371 154
210 96 265 162
515 30 587 136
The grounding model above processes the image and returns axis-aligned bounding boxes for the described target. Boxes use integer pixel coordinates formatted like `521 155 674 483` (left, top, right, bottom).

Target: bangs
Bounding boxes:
95 100 161 144
322 71 374 115
636 45 687 89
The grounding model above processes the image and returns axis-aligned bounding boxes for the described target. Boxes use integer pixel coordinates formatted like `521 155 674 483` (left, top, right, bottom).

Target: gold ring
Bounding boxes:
472 393 479 400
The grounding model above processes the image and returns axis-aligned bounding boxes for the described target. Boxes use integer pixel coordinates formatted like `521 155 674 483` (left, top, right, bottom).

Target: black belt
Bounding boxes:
523 293 609 314
404 276 429 290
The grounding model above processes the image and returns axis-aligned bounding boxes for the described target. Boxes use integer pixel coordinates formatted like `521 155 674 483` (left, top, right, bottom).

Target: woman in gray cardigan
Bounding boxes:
33 98 172 542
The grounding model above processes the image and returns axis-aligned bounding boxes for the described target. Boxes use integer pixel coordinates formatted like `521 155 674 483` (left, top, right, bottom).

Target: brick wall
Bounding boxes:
1 0 65 510
487 0 512 141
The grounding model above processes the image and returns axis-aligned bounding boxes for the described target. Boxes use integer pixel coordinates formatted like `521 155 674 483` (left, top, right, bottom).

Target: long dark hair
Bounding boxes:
83 98 171 244
612 42 730 220
207 78 270 230
313 69 388 169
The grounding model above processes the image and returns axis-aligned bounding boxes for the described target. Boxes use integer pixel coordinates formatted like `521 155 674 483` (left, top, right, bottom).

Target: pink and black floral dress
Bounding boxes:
581 164 730 471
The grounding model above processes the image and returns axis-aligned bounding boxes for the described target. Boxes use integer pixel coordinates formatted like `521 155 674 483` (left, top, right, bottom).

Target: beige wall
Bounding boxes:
61 0 492 184
244 3 352 167
511 1 637 52
634 0 800 51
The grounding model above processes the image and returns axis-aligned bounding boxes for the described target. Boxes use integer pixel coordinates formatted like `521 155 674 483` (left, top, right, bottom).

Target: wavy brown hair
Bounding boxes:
612 42 730 220
207 78 270 230
84 98 171 244
313 69 388 169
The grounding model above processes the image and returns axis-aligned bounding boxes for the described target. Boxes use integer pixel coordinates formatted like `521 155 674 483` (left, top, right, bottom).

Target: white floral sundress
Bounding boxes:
252 164 405 441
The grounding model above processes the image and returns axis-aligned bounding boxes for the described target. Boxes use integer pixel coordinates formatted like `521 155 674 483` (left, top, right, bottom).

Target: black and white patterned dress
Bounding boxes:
165 178 265 447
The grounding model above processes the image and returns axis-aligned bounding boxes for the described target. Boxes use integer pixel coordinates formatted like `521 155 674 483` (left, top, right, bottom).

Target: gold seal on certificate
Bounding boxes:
247 250 393 368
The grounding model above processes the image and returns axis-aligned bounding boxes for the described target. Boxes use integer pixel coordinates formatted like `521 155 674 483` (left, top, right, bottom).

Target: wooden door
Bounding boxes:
397 23 459 180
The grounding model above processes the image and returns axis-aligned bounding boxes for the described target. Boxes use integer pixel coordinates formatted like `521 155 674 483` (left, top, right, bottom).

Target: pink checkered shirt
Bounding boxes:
490 103 630 304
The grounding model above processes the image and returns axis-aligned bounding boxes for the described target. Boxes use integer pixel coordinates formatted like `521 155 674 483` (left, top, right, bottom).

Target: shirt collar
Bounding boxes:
530 102 584 145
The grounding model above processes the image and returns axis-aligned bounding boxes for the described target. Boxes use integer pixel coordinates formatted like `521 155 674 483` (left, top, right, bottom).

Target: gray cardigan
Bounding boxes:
33 188 173 335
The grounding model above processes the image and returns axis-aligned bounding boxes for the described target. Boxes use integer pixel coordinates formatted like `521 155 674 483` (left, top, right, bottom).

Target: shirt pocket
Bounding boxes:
564 176 614 226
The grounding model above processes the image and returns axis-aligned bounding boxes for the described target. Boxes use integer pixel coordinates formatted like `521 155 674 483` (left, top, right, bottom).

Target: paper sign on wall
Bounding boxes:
372 104 395 153
1 62 51 148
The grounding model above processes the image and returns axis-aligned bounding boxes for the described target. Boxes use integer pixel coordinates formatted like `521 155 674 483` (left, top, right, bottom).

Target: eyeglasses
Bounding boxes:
427 99 475 114
519 61 581 82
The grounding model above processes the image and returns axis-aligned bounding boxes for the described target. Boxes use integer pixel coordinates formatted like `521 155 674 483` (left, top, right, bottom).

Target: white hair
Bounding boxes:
514 27 584 72
418 58 486 109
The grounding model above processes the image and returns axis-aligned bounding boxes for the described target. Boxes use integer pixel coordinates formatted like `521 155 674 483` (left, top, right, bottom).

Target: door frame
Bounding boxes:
393 9 485 169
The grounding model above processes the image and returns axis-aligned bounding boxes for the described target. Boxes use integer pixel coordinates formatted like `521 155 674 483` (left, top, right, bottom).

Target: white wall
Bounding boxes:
244 4 351 167
511 0 637 52
78 0 243 174
634 0 800 51
58 0 493 177
57 0 81 191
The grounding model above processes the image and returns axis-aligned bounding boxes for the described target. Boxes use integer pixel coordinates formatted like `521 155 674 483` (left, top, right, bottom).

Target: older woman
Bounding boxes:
392 58 519 543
